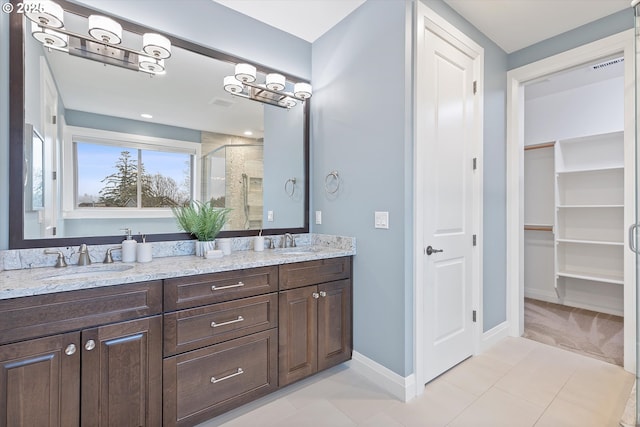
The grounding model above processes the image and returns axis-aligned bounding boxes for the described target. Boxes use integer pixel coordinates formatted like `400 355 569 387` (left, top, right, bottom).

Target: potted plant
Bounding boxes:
172 200 232 256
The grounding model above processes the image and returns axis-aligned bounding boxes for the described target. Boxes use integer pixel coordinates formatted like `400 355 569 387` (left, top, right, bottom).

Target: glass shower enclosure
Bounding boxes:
202 144 264 230
634 1 640 424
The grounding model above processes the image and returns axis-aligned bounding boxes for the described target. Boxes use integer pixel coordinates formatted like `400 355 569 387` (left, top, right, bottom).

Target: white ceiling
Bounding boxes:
212 0 366 42
213 0 631 53
443 0 630 53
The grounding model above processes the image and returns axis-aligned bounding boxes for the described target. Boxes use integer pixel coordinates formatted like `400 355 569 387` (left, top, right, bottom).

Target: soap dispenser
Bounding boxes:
121 228 137 263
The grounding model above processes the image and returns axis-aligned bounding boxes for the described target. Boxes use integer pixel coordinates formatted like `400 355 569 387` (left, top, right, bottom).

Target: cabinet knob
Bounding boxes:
312 292 320 299
84 339 96 351
65 344 77 356
319 291 327 298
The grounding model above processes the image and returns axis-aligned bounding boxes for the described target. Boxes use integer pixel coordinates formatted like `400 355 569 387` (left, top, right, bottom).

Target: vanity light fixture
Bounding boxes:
223 63 312 109
24 0 172 75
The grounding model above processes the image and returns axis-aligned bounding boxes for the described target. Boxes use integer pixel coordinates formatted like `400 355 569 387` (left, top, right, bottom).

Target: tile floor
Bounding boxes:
197 337 634 427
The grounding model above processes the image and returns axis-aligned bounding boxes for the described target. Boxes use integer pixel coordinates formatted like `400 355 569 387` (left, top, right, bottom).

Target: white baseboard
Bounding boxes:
347 351 416 402
480 321 510 352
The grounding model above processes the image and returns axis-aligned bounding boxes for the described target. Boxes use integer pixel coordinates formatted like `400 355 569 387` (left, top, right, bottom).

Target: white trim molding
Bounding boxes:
348 351 416 402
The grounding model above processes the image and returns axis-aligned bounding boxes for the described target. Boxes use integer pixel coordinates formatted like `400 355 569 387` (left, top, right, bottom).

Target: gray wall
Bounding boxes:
66 110 202 143
263 105 305 229
311 0 509 376
508 9 633 71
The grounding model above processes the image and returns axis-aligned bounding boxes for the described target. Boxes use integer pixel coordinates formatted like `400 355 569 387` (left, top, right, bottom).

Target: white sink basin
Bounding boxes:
274 247 321 256
37 264 134 281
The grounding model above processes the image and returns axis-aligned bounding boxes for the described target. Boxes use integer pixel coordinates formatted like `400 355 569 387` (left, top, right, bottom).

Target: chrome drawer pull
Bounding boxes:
312 292 320 299
319 291 327 297
211 281 245 291
211 368 244 384
211 316 244 328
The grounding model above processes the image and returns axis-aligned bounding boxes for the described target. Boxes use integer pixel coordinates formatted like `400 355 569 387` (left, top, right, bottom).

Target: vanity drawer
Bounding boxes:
163 293 278 356
279 256 351 290
163 329 278 427
0 280 162 345
164 266 278 311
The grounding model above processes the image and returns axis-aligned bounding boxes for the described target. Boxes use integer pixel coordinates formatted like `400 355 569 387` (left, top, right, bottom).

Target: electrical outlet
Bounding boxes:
374 211 389 229
315 211 322 225
267 210 274 222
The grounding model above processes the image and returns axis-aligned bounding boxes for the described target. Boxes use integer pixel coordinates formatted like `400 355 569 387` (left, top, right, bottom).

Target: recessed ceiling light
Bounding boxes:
141 113 153 119
244 130 253 136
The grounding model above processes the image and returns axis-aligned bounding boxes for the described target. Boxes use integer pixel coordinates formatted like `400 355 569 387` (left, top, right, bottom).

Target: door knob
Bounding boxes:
84 339 96 351
426 246 443 256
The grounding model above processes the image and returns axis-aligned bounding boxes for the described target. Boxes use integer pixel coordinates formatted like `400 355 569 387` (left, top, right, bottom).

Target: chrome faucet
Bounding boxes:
103 246 122 264
44 249 68 268
77 243 92 266
281 233 297 248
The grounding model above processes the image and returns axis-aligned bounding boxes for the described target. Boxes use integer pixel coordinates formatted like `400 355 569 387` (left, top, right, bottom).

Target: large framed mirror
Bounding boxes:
9 0 309 249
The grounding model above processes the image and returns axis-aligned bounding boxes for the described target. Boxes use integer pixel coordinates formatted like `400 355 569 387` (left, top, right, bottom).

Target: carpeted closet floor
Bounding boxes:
522 298 624 366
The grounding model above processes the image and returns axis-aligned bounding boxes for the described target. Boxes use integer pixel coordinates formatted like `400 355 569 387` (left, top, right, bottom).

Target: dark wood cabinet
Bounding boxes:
279 258 352 387
0 332 80 427
163 329 278 427
163 267 282 427
278 286 318 385
0 256 352 426
317 280 352 371
81 316 162 427
0 281 163 427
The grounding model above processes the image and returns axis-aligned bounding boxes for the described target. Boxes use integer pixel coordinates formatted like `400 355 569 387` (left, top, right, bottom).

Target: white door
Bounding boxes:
419 16 478 384
41 60 59 238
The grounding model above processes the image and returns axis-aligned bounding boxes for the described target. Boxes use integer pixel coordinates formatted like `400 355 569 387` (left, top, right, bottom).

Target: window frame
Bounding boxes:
62 125 201 219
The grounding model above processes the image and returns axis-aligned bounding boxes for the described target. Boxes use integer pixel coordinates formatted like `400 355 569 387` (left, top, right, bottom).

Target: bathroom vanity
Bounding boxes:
0 241 353 427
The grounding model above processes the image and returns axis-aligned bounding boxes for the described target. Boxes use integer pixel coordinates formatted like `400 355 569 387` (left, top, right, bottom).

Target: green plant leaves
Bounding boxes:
172 200 232 241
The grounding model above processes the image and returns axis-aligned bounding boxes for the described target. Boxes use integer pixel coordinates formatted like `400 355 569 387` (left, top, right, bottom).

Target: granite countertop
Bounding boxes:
0 244 355 300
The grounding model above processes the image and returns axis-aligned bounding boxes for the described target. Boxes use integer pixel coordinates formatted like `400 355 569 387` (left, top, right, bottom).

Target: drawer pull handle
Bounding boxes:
211 281 245 291
84 340 96 351
312 292 320 299
319 291 327 297
211 316 244 328
211 368 244 384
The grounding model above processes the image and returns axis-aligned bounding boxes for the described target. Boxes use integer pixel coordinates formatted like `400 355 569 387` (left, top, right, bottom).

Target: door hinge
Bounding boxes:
473 81 477 95
472 157 477 170
52 171 57 180
472 310 477 322
51 226 57 236
472 234 477 246
52 115 57 125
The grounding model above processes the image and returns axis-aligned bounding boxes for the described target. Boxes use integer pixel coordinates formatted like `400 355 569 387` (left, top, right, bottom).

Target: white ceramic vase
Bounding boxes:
195 240 216 257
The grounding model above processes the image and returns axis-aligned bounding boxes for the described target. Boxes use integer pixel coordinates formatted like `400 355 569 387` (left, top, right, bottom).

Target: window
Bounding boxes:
76 142 192 208
63 126 200 219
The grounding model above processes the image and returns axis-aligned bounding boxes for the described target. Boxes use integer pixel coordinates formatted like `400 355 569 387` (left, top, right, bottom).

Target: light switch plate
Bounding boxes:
374 211 389 229
267 210 274 222
315 211 322 225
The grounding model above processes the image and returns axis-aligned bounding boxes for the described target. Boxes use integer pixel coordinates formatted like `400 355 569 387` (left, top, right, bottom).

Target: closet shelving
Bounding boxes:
554 131 624 289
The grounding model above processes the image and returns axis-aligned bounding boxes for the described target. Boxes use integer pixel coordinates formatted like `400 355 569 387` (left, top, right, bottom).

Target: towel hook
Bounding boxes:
324 170 340 194
284 177 296 197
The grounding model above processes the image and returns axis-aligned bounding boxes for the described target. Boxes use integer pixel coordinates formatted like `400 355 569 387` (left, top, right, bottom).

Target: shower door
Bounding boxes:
634 2 640 424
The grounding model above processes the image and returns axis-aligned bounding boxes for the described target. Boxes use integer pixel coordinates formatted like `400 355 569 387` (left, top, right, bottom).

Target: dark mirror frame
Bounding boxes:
9 0 309 249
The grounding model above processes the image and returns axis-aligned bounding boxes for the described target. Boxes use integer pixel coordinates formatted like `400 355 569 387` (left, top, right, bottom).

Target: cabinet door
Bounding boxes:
279 286 318 386
317 280 352 371
81 316 162 427
0 332 80 427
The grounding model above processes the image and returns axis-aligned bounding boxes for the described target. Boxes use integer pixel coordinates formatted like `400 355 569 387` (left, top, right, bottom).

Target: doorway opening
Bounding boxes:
521 57 625 366
506 30 635 373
